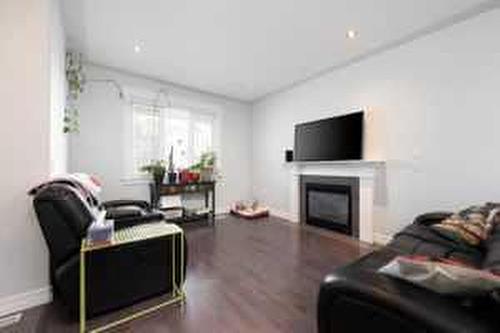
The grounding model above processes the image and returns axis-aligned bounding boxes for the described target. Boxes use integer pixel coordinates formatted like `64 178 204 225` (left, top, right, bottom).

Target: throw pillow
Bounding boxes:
379 255 500 296
431 204 500 246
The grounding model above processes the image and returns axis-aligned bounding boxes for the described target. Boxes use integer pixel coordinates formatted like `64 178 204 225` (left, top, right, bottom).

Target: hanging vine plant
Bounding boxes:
64 51 85 133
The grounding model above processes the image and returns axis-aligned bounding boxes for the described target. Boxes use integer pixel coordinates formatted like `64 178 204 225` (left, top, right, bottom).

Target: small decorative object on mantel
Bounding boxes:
167 146 177 184
64 51 85 133
140 160 166 187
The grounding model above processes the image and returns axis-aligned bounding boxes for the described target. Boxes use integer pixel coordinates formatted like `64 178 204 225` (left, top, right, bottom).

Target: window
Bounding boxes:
131 103 214 174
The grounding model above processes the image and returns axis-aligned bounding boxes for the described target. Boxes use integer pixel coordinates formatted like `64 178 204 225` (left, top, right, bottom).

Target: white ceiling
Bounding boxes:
62 0 497 102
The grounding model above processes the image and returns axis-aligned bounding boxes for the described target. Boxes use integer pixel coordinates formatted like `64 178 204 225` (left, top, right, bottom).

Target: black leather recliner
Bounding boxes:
318 212 500 333
31 182 187 318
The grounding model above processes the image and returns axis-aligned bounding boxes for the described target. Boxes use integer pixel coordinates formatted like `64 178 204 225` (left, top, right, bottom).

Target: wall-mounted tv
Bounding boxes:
294 111 363 161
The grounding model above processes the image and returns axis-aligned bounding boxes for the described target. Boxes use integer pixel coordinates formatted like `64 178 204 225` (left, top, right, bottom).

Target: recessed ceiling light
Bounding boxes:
346 30 358 39
134 44 141 53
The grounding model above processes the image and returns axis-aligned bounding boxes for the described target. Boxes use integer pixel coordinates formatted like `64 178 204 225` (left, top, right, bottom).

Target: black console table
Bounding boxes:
149 181 216 223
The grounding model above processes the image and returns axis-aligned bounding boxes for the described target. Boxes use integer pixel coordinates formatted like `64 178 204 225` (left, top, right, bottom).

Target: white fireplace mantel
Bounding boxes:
289 160 384 244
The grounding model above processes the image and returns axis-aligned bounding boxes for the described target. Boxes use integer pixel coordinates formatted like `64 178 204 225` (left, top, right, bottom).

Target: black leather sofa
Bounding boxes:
318 212 500 333
31 183 187 318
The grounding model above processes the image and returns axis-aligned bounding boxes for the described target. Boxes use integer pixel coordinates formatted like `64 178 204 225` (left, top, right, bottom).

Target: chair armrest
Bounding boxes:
112 212 165 230
103 200 163 228
413 211 452 226
102 200 151 210
318 268 495 333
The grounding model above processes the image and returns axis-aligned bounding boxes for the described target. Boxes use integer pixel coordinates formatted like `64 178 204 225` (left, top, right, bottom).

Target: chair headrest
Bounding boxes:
33 183 96 239
29 173 102 209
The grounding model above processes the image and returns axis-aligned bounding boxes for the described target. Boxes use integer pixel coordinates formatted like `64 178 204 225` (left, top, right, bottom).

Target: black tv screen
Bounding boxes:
294 111 363 161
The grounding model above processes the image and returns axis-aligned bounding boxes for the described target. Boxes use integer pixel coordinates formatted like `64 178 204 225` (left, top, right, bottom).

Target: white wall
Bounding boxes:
69 65 253 212
0 0 65 315
49 0 67 175
252 8 500 237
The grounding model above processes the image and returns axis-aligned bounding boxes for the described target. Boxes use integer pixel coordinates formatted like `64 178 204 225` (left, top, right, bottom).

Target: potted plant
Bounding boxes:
199 151 216 182
188 160 202 183
187 166 200 183
140 160 166 186
64 51 85 133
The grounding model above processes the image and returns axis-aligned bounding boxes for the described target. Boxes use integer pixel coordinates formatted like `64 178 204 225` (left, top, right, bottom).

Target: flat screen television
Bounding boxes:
294 111 363 161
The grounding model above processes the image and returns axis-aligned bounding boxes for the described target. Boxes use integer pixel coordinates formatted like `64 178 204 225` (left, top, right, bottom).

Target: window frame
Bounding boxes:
122 93 220 184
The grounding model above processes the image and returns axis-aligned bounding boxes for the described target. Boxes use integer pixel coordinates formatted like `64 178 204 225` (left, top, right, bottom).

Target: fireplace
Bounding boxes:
300 175 359 237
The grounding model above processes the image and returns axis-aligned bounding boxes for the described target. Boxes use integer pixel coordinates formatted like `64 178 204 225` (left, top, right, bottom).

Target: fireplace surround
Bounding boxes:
289 160 383 243
300 175 359 237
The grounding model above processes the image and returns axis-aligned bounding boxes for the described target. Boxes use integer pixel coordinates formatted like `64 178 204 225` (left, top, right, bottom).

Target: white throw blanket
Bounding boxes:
30 173 103 219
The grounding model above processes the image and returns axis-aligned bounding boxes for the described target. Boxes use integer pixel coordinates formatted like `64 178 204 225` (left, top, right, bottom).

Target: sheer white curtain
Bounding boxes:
131 103 214 174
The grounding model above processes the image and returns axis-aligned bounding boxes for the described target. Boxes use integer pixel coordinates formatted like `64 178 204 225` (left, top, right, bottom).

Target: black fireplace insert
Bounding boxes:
300 175 359 237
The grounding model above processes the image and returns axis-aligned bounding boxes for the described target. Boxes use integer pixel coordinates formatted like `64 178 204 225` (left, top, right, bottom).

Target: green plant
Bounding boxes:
189 151 218 182
200 151 216 168
188 162 202 172
140 160 166 177
64 51 85 133
63 105 79 134
189 152 216 171
66 51 85 99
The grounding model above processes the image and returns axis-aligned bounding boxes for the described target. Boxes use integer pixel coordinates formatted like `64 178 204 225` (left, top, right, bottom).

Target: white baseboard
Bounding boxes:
373 232 393 245
215 211 229 220
0 313 22 329
269 208 298 223
268 209 393 246
0 287 52 318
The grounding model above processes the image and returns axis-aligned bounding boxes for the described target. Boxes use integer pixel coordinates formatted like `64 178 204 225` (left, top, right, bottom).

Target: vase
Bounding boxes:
200 167 213 182
191 172 200 183
179 169 190 184
153 171 165 186
167 172 177 184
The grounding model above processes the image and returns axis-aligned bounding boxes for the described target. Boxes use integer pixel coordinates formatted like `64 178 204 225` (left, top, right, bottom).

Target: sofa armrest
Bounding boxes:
102 199 151 210
413 211 452 226
318 268 495 333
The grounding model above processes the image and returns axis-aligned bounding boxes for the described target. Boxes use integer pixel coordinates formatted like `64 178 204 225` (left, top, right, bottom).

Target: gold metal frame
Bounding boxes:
80 224 185 333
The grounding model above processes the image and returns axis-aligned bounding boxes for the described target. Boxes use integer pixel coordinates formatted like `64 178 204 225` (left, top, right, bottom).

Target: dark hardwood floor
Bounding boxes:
6 215 373 333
